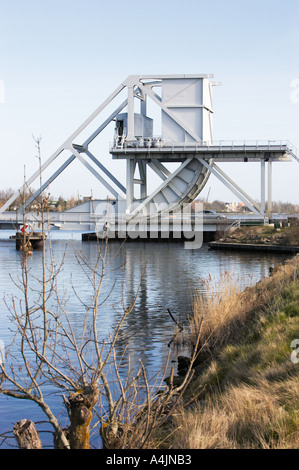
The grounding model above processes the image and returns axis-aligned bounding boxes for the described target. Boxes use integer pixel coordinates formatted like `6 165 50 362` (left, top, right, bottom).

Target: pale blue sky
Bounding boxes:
1 0 299 203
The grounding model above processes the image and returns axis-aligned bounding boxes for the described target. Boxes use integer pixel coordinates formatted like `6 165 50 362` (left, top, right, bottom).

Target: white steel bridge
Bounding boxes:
0 74 297 233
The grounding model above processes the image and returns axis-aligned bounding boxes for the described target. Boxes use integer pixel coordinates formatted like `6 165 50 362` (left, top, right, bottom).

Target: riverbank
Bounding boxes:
209 242 299 254
159 254 299 449
209 224 299 253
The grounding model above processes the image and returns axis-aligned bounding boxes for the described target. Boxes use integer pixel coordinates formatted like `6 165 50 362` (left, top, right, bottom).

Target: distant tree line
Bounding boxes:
0 188 298 213
0 188 82 212
193 198 299 214
269 201 299 214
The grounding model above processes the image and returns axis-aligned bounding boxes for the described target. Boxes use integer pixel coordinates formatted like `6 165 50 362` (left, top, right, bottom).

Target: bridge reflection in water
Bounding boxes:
0 230 292 448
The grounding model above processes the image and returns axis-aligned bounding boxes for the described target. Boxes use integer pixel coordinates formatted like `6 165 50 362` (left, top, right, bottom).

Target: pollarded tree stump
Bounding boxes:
68 383 99 449
13 419 42 449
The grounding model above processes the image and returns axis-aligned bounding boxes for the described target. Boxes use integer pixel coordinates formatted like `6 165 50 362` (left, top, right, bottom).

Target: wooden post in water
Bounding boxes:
13 419 42 449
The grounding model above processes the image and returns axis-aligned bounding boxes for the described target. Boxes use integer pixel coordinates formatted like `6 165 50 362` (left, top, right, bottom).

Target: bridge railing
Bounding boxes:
111 139 298 156
0 211 93 225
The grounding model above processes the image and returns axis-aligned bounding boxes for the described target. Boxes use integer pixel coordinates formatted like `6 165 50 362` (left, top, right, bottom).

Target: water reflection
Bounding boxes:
0 230 291 447
103 241 290 375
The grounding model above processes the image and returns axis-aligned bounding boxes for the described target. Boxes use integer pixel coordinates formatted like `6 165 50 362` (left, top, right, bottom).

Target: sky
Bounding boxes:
0 0 299 204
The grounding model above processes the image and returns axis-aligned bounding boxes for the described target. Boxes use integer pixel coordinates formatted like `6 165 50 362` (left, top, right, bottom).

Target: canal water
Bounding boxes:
0 230 291 448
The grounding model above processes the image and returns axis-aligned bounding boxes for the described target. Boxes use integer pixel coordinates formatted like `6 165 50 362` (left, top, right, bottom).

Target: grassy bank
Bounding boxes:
219 225 299 246
163 255 299 449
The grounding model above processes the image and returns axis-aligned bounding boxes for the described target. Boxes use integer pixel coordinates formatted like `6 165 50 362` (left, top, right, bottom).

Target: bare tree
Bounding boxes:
0 139 196 449
1 226 197 448
1 216 143 448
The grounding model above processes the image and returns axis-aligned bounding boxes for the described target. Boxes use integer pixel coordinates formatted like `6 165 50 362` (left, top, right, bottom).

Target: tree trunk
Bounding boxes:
68 383 99 449
13 419 42 449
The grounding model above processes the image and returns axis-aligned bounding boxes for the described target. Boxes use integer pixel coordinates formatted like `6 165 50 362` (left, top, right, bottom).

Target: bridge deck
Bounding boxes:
111 141 296 162
0 210 231 232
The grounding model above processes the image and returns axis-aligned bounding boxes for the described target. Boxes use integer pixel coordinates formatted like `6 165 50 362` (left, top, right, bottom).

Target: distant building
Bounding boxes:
225 202 248 212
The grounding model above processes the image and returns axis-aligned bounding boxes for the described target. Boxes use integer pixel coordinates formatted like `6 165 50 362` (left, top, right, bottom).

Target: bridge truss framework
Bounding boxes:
0 74 297 224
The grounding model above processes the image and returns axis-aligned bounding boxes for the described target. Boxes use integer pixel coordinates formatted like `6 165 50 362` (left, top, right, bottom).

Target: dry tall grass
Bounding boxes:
168 255 299 449
190 272 253 350
190 255 299 351
171 374 299 449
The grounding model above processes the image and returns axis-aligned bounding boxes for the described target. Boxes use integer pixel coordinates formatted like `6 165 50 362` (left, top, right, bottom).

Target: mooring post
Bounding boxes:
261 159 266 221
268 160 273 220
